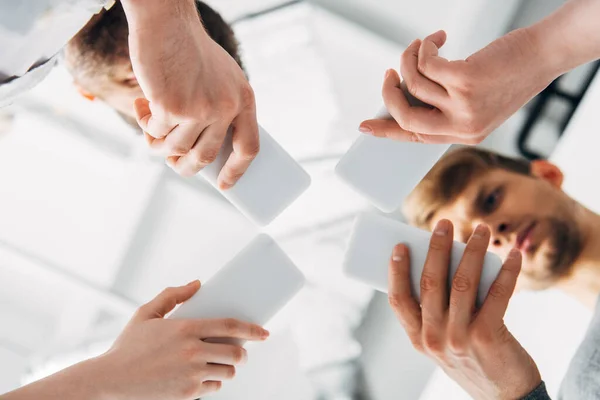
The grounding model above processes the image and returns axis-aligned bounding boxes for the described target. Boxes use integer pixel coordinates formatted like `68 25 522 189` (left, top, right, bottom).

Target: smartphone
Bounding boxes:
169 234 306 344
199 125 311 226
343 212 502 306
335 82 450 213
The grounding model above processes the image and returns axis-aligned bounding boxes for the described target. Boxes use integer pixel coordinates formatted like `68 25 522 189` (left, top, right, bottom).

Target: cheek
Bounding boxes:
105 92 139 118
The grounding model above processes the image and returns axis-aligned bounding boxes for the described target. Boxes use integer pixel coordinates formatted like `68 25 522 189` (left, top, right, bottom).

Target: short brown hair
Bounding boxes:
403 147 531 229
65 0 243 85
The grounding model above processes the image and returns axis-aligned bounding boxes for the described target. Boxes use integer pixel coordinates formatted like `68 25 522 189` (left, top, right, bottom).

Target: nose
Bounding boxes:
490 222 512 247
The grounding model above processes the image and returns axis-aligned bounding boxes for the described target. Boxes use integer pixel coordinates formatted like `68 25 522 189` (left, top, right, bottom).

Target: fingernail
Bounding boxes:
385 69 393 79
508 248 521 260
359 124 373 134
472 224 488 239
434 220 449 236
262 329 270 339
186 279 199 287
392 244 406 262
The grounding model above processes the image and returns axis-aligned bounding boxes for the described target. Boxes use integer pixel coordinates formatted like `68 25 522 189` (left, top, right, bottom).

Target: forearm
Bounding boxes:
121 0 208 38
1 357 109 400
528 0 600 78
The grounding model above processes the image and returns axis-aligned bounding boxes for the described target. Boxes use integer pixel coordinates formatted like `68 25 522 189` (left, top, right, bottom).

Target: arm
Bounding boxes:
362 0 600 143
120 0 260 188
1 281 269 400
387 221 543 399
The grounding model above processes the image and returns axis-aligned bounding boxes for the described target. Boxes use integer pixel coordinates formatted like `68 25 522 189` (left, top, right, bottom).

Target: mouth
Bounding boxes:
516 221 537 253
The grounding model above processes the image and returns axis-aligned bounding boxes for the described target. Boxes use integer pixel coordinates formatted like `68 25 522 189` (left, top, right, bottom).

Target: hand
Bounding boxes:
388 220 541 400
95 281 269 400
122 0 259 188
1 281 269 400
360 28 557 144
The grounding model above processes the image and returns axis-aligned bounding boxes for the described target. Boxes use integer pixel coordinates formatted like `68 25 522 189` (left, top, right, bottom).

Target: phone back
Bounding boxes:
343 213 503 306
169 234 306 343
200 126 311 226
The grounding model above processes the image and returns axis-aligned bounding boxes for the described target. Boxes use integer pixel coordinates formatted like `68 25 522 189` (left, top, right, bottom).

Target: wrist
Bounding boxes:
121 0 206 32
512 26 562 91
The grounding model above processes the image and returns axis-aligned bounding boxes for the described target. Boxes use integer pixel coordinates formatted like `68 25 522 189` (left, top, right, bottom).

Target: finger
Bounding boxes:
134 280 201 321
448 224 490 329
204 364 237 381
200 342 248 366
478 248 522 328
382 69 450 135
192 318 269 341
134 98 176 139
420 219 453 323
218 107 260 190
197 380 222 396
359 119 462 144
171 121 230 177
425 30 447 49
147 122 205 158
400 39 448 108
388 244 423 347
417 32 463 86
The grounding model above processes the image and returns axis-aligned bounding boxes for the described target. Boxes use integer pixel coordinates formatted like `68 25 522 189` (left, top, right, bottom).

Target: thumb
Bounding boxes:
133 97 173 139
134 280 201 321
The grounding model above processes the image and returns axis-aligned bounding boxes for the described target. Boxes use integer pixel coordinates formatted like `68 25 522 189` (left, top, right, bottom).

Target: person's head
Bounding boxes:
63 0 243 127
404 147 584 291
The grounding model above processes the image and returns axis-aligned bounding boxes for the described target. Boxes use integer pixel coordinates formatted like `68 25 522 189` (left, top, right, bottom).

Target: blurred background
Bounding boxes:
1 0 600 399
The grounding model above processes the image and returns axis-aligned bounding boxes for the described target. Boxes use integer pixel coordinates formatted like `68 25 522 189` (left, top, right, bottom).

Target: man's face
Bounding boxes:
72 56 142 122
430 164 582 290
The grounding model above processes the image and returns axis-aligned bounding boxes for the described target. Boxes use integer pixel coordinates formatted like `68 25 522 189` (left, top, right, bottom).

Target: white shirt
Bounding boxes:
0 0 114 107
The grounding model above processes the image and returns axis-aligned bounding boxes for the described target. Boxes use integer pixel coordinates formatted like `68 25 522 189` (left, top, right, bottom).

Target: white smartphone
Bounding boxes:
199 125 311 226
343 212 503 306
335 82 449 213
169 234 306 345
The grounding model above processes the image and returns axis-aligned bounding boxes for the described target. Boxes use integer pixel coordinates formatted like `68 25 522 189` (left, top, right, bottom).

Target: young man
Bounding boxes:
403 147 600 307
394 146 600 399
63 3 370 399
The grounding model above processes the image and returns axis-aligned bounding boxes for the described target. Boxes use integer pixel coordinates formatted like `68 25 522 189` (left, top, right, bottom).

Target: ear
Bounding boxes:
75 85 96 101
530 160 564 189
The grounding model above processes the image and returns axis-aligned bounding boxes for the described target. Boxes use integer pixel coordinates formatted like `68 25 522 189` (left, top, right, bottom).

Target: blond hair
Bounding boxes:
403 147 531 229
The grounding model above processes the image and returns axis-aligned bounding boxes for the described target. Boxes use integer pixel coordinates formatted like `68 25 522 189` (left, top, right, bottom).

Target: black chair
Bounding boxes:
517 60 600 160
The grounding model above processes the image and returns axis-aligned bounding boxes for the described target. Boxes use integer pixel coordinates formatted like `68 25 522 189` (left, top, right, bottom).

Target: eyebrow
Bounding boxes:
473 186 488 215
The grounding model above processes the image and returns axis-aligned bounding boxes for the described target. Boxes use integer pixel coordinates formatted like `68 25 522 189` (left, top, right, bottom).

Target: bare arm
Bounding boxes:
362 0 600 143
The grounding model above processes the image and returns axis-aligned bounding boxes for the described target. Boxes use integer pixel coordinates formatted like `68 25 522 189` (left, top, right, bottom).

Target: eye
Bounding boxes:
121 77 138 88
481 187 503 214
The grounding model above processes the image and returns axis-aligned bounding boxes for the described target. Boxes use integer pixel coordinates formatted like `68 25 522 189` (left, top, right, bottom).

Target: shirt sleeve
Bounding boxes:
0 0 114 106
522 382 553 400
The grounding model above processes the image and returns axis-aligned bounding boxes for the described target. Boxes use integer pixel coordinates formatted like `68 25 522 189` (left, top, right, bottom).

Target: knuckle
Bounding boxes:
223 318 240 335
388 293 403 310
488 281 509 300
239 84 256 107
406 79 420 99
408 131 425 143
451 273 472 293
180 343 199 361
447 334 467 356
420 272 440 293
428 235 449 252
239 140 260 161
166 142 189 156
422 331 444 357
194 147 219 166
231 347 246 364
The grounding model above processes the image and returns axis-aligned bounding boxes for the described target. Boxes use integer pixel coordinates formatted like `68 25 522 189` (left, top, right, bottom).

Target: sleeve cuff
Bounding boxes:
521 382 552 400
